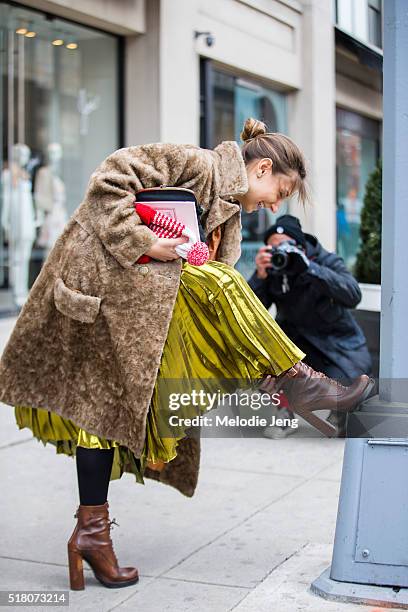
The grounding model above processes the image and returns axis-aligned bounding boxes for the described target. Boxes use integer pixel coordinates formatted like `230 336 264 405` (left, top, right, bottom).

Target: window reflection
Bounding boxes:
336 109 380 274
0 2 120 310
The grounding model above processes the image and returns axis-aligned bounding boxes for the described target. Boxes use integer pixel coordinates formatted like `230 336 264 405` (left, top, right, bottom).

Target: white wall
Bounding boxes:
159 0 200 144
194 0 302 89
125 0 161 146
17 0 145 35
288 0 337 252
158 0 303 144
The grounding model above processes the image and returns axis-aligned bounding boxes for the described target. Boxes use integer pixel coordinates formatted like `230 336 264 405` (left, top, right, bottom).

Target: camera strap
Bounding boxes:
281 273 290 294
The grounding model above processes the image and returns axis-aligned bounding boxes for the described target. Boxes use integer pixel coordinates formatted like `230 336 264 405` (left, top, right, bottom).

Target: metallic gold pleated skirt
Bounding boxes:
14 261 305 484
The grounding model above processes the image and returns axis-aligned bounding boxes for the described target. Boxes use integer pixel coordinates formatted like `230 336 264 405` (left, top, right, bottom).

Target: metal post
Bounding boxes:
378 0 408 405
311 1 408 607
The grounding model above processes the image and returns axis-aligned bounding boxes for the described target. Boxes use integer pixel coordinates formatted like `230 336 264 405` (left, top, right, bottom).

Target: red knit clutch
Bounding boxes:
134 202 209 265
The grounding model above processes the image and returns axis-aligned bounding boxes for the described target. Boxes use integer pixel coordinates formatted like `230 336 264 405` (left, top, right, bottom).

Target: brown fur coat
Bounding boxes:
0 141 248 497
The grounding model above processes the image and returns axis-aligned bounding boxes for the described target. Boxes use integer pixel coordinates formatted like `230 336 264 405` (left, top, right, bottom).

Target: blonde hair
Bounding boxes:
240 117 309 206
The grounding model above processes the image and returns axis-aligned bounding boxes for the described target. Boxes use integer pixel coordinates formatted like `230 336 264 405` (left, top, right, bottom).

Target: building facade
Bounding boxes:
0 0 382 312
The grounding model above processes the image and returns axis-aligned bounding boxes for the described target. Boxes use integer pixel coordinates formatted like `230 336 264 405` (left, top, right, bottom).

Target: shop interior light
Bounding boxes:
52 38 64 46
66 42 78 50
25 31 36 38
16 27 28 35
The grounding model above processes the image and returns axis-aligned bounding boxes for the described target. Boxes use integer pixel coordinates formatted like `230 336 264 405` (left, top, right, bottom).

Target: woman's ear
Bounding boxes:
259 158 273 174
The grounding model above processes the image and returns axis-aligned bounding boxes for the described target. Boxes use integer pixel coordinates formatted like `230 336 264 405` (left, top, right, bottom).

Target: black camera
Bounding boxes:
268 239 306 276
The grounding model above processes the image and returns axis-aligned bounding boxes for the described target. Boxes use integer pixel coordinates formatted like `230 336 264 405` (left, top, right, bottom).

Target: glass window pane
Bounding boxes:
368 0 381 11
368 6 382 48
336 115 380 274
213 71 235 144
0 2 120 309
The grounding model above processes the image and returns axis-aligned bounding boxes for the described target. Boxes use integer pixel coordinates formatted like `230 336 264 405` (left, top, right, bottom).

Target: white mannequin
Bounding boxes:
1 143 36 308
35 142 68 257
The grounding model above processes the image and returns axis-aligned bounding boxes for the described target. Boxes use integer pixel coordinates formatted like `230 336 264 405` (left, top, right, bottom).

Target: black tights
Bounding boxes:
76 446 114 506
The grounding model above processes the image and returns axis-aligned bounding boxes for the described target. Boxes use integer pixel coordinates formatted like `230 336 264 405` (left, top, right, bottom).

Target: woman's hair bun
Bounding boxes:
240 117 267 143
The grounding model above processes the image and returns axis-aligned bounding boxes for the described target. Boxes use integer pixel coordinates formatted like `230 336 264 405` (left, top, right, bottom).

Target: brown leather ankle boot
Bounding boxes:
67 501 139 590
260 361 375 437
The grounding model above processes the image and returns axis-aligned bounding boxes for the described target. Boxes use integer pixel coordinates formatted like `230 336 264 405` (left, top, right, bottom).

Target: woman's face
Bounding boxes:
240 158 297 214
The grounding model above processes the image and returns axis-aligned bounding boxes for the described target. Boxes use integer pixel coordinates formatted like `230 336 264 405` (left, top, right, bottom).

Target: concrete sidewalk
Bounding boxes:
0 316 401 612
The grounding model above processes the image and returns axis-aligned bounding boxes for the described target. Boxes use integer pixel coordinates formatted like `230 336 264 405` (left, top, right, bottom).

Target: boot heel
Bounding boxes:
68 547 85 590
294 408 338 437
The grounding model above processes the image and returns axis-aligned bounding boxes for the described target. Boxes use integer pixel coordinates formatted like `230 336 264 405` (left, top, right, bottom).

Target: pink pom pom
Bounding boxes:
187 242 209 266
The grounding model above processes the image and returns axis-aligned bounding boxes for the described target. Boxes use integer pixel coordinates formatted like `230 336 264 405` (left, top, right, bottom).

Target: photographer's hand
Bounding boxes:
255 246 272 279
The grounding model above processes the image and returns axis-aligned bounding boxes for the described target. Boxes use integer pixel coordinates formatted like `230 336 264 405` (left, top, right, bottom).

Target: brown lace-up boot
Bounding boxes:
260 361 375 437
67 502 139 590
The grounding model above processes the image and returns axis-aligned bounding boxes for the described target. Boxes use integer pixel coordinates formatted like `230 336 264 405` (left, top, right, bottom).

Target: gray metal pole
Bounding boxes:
380 0 408 404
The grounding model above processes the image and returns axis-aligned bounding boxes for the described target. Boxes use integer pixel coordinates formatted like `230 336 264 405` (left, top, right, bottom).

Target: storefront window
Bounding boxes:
336 108 381 273
200 62 288 279
0 3 120 311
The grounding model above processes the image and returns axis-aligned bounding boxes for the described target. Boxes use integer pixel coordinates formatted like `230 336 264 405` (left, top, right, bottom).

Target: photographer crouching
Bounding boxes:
248 214 372 439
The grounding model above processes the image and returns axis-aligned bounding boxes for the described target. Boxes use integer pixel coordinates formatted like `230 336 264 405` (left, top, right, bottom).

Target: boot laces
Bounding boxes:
311 369 347 389
72 511 120 530
109 518 120 531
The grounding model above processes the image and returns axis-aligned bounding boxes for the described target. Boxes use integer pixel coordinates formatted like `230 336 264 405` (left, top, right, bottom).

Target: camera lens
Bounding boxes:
271 251 288 271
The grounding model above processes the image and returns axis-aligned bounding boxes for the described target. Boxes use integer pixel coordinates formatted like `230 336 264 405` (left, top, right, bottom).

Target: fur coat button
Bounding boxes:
139 265 149 276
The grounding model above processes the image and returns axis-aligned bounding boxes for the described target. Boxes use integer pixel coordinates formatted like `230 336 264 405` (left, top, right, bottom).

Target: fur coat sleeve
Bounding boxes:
83 143 216 268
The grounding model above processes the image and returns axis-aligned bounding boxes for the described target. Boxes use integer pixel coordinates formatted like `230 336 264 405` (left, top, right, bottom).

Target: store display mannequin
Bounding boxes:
35 143 68 257
1 143 36 307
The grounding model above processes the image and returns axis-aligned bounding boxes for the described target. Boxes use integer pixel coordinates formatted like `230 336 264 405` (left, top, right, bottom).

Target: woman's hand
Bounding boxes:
145 237 189 262
255 246 272 279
